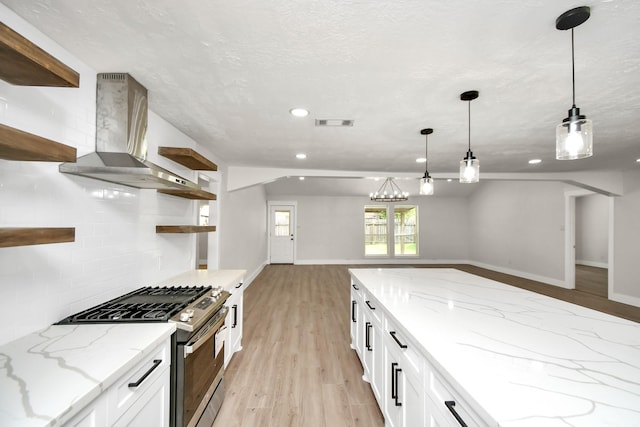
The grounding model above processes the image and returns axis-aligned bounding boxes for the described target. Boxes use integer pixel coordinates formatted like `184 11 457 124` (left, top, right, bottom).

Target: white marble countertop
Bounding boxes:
349 268 640 426
156 269 246 292
0 323 175 427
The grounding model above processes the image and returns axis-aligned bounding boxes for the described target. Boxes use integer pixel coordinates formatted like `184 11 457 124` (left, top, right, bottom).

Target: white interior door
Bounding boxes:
269 204 295 264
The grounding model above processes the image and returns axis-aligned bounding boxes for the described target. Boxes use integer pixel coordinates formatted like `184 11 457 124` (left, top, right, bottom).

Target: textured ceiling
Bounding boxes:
3 0 640 182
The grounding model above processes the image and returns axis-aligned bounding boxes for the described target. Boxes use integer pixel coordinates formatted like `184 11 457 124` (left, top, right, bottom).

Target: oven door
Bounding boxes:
176 306 228 427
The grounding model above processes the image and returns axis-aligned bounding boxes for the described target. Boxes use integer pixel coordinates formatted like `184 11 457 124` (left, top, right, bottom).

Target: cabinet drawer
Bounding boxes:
351 280 364 301
108 339 171 423
384 316 423 379
428 368 488 427
362 290 383 327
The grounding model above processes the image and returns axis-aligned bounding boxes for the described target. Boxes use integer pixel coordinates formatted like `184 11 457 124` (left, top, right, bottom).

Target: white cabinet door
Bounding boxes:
224 282 244 368
403 370 423 426
384 336 425 427
360 294 384 404
370 323 384 404
384 347 402 427
362 295 380 387
350 282 364 359
362 318 373 381
350 296 358 351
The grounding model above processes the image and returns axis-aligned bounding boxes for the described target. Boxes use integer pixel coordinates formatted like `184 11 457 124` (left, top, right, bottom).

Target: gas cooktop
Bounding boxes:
58 286 212 324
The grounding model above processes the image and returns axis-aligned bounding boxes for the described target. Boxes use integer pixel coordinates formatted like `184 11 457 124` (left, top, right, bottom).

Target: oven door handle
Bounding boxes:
184 306 228 358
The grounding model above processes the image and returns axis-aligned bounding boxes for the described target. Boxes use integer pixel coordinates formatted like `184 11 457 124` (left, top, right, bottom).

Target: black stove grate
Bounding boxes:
58 286 212 324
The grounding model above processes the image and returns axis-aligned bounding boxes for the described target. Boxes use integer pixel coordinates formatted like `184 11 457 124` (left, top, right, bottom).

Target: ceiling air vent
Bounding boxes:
315 119 354 127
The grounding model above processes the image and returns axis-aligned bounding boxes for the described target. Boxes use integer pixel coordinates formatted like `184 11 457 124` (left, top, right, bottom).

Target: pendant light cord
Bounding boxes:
424 134 428 174
571 28 576 108
467 100 471 151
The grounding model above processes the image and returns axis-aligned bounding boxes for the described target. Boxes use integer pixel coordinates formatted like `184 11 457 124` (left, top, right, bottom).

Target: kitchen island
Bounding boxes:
0 323 175 426
349 268 640 426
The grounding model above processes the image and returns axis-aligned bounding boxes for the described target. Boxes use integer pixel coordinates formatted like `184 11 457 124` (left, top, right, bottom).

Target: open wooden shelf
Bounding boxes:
0 22 79 87
156 225 216 234
158 147 218 171
0 123 77 162
0 227 75 248
157 188 217 200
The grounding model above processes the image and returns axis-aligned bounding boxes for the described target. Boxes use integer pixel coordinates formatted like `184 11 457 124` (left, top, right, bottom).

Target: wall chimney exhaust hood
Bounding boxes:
60 73 200 191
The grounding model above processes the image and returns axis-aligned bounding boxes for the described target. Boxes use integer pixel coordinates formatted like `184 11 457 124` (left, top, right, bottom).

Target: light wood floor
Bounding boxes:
575 264 608 298
213 263 640 427
214 265 384 427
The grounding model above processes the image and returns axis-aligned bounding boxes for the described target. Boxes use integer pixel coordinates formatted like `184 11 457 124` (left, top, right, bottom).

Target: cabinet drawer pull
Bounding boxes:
389 331 408 349
232 304 238 328
391 362 402 407
352 283 359 291
445 401 468 427
235 283 243 289
395 366 402 407
128 359 162 388
365 322 372 351
390 362 398 400
351 300 357 323
365 300 375 310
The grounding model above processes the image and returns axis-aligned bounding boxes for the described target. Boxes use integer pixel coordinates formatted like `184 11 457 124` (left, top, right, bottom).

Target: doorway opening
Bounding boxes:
574 193 609 297
565 190 612 298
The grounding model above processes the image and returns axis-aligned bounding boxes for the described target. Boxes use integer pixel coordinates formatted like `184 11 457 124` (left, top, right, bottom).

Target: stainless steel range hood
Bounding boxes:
60 73 199 191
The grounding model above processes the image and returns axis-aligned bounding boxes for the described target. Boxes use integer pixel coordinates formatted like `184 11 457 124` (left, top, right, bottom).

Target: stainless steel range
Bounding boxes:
58 286 230 427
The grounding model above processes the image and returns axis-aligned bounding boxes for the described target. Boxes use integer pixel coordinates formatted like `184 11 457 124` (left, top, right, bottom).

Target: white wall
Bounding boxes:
575 194 609 267
295 196 367 262
274 195 470 263
218 183 268 280
468 181 566 285
0 6 221 345
612 169 640 304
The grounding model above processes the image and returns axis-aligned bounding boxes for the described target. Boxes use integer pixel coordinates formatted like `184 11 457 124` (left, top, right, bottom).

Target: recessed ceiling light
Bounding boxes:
447 179 453 182
290 108 309 117
296 153 307 159
636 158 640 163
528 159 542 164
416 157 426 163
299 177 305 180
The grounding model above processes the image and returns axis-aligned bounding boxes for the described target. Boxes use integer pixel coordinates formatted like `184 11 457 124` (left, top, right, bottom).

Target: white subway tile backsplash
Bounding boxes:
0 8 214 345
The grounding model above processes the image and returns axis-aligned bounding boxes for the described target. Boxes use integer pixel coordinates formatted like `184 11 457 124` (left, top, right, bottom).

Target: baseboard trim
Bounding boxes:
243 261 268 288
295 259 567 288
609 292 640 308
469 261 567 288
576 260 609 269
294 259 467 265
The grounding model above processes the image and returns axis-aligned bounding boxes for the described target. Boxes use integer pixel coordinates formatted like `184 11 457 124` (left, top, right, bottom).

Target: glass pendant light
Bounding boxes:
556 6 592 160
419 128 434 195
459 90 479 183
